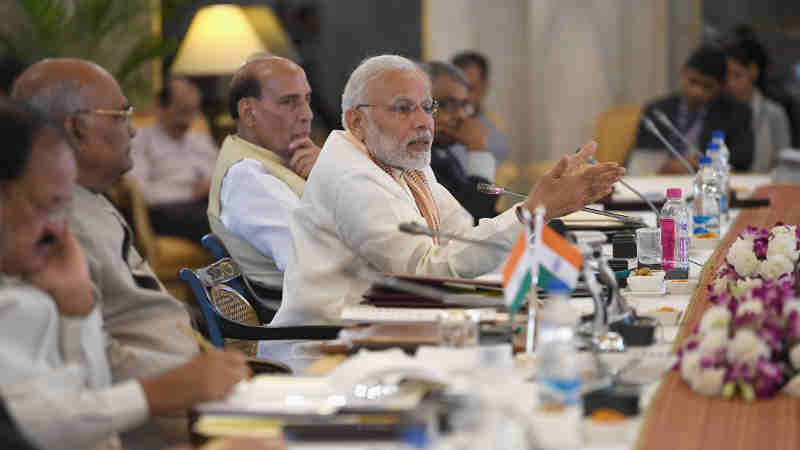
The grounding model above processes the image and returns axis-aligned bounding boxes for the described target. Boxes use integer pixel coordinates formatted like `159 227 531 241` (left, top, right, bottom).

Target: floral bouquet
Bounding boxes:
676 224 800 400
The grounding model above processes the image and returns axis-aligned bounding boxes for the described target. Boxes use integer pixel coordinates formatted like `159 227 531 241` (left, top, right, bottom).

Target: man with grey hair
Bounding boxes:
11 58 235 448
207 56 319 312
275 54 625 326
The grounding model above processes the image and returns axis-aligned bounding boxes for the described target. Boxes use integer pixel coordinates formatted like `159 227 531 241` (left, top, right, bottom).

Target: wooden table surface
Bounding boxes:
637 185 800 450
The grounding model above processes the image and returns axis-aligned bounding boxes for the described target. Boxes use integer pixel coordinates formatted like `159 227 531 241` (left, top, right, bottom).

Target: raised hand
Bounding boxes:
288 136 321 179
526 141 625 220
140 349 252 416
28 225 95 317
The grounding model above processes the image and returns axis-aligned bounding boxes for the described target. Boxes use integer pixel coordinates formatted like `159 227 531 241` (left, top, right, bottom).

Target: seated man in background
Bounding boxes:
422 61 497 222
452 50 512 165
630 45 754 174
276 54 624 326
0 97 250 450
725 42 791 172
12 58 203 448
130 77 218 244
208 56 320 303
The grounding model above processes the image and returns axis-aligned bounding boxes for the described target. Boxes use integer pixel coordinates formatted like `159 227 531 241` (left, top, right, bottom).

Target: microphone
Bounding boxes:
398 222 511 252
585 156 661 219
477 183 527 199
642 117 696 175
652 109 701 157
476 183 644 225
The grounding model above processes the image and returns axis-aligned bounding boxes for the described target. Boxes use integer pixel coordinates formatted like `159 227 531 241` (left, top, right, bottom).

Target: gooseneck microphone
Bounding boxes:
584 157 661 219
652 109 701 157
476 183 527 199
642 117 696 175
398 222 511 252
476 183 644 225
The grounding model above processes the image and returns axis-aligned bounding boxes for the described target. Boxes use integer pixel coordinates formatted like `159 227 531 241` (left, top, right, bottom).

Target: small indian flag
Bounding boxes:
502 232 532 314
536 225 583 291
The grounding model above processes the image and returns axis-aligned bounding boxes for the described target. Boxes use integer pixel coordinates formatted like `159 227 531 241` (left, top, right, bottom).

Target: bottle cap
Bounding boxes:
666 188 682 198
711 130 725 139
699 156 712 165
707 142 721 151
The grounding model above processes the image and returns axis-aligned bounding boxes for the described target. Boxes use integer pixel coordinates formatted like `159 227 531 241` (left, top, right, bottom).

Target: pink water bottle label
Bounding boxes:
660 218 675 270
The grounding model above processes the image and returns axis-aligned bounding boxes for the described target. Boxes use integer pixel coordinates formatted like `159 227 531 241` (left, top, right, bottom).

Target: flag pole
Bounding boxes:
524 205 545 354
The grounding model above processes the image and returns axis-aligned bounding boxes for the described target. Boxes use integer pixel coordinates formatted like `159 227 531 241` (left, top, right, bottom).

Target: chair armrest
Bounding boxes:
220 320 343 341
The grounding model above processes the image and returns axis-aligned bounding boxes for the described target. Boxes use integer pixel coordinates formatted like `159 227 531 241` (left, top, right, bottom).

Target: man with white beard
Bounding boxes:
275 55 625 326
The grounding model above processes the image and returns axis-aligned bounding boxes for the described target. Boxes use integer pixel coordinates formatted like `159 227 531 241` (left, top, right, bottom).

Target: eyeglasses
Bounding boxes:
436 98 475 116
76 105 135 122
357 100 438 118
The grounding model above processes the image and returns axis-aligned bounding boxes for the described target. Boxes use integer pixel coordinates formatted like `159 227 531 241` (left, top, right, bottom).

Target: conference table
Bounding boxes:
200 175 799 449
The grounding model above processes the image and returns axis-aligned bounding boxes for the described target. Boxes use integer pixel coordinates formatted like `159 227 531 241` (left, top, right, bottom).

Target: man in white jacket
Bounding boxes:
277 55 625 326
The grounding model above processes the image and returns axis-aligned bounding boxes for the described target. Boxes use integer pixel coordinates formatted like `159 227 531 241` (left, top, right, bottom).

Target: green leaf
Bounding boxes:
722 381 736 399
116 35 176 84
739 382 756 402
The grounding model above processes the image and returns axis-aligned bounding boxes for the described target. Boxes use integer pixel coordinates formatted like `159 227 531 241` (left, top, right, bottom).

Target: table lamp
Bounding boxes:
170 4 267 141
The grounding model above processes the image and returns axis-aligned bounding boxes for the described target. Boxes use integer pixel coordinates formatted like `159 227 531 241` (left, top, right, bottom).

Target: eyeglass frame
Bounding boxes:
436 98 475 116
74 105 135 121
356 99 439 117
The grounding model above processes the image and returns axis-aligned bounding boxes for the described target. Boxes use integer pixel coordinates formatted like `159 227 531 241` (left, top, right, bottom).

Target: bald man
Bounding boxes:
207 56 319 313
13 58 204 448
130 78 218 243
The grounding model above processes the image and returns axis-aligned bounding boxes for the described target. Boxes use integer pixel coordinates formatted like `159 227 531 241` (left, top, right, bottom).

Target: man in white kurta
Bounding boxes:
277 55 625 326
208 56 321 296
10 58 252 450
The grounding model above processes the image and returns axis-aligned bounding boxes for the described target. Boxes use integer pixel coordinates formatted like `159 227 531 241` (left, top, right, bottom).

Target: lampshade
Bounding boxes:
171 4 267 75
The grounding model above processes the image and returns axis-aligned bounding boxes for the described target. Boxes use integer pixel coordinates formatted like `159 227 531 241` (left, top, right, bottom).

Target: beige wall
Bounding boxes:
424 0 699 166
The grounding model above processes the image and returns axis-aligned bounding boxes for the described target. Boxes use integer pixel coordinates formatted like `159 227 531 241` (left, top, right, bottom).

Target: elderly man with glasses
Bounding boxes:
12 58 209 447
274 54 625 327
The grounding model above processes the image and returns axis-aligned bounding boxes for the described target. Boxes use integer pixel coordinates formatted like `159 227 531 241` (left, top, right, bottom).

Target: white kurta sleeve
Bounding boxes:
0 286 149 450
220 159 300 271
332 170 522 279
3 374 148 450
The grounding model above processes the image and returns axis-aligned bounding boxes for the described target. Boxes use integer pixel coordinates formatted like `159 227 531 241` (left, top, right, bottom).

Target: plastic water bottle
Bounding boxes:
692 156 721 239
660 188 690 272
711 130 730 167
709 132 731 220
534 291 581 449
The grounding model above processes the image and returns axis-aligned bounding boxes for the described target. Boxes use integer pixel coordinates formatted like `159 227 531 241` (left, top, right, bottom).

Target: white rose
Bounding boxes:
698 306 732 335
727 329 770 365
680 351 702 382
767 232 800 263
736 278 763 293
689 368 726 396
791 345 800 371
758 254 795 280
727 238 760 277
736 300 764 318
732 278 763 300
784 300 800 320
697 329 729 357
782 375 800 397
771 225 796 236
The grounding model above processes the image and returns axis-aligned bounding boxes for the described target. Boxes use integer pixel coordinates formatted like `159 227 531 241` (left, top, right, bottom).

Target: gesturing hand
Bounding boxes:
289 136 321 179
28 226 95 317
526 141 625 220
